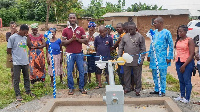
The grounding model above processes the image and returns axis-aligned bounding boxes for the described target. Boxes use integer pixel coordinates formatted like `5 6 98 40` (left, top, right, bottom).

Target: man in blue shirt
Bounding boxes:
147 17 174 96
94 26 113 88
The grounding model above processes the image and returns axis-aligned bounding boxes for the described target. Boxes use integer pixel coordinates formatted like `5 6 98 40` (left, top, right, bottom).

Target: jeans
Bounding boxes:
176 58 194 100
67 52 84 89
152 69 167 93
13 65 31 96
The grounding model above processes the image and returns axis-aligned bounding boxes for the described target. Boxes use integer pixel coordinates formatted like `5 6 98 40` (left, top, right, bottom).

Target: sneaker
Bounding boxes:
180 98 189 104
174 96 183 101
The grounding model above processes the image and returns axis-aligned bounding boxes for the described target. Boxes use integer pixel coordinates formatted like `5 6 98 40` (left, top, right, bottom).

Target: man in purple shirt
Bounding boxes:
94 26 113 88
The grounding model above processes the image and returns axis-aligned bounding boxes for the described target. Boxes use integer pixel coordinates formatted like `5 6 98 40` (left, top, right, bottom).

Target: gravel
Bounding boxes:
1 88 200 112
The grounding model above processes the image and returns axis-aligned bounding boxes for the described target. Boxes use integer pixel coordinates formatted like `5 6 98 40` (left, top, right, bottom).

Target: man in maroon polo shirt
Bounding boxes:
62 13 88 95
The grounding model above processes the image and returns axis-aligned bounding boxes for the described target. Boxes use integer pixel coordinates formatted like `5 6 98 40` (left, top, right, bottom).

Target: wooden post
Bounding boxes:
0 18 2 28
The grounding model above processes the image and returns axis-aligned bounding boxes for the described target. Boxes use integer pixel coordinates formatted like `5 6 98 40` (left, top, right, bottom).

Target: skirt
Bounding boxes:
48 53 63 76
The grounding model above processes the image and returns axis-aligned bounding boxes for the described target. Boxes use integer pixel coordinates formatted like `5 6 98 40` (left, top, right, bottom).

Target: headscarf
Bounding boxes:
88 21 96 28
105 25 115 32
30 23 38 29
49 28 56 32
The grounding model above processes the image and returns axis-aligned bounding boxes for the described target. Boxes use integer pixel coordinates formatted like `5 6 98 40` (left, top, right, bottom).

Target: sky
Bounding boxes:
79 0 200 16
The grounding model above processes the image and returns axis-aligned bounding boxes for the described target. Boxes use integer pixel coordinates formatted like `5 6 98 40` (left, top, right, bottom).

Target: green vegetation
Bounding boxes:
143 61 150 66
166 73 180 92
0 42 120 109
0 0 163 26
16 20 42 25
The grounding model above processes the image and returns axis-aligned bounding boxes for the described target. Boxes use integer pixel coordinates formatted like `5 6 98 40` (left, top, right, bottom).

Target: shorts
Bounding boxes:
87 53 96 73
95 64 108 74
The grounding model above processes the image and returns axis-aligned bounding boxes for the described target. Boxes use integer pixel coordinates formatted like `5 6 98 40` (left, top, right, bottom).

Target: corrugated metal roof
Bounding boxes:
102 9 190 17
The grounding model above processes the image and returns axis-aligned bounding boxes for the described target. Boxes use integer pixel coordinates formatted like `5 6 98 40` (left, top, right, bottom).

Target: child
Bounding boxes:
94 25 113 89
7 24 34 101
46 28 63 87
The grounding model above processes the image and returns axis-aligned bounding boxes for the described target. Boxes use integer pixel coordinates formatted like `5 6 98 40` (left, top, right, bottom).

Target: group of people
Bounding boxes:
6 13 197 104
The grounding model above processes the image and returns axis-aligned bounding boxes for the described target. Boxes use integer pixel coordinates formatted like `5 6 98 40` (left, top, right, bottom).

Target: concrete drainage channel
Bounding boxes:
41 97 181 112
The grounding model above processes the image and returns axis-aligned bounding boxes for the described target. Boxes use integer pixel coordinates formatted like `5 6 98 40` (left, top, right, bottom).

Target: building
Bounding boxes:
102 9 190 39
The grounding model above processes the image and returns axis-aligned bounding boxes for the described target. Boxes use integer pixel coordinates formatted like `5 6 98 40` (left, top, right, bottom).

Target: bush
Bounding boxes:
17 0 55 22
0 8 18 27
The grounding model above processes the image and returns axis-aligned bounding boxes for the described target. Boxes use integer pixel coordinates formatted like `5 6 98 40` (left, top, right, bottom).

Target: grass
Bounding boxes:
166 73 180 92
0 42 120 109
0 42 16 108
143 61 150 66
16 20 42 25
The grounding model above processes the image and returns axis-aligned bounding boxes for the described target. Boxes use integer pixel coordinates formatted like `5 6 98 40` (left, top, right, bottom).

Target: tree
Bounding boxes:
83 0 105 19
53 0 83 23
45 0 52 30
0 0 16 9
83 0 126 19
126 2 162 12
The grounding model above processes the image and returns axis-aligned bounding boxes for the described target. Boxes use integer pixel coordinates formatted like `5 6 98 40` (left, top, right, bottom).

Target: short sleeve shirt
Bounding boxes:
62 25 86 53
7 33 29 65
46 38 61 55
94 35 113 61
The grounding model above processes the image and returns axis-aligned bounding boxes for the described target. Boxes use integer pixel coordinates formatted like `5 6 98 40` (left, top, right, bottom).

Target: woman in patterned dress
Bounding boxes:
27 23 46 84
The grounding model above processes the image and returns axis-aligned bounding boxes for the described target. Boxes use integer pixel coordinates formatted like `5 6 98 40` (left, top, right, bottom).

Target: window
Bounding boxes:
195 22 200 27
151 18 155 25
187 22 192 27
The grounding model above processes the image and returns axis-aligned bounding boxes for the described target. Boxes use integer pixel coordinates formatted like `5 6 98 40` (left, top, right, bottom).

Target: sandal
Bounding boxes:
136 92 140 96
95 86 102 89
193 101 200 105
68 89 74 95
124 90 131 94
16 96 23 101
79 89 87 94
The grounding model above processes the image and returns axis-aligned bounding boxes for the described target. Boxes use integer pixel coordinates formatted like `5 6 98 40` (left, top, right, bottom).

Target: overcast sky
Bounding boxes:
79 0 200 10
79 0 200 16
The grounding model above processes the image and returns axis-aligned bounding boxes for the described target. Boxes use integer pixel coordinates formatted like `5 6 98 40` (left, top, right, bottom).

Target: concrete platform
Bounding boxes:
41 97 181 112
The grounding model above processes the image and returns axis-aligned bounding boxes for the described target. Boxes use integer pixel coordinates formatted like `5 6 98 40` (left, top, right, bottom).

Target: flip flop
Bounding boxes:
79 89 87 94
16 96 23 101
95 86 102 89
68 89 74 95
193 101 200 105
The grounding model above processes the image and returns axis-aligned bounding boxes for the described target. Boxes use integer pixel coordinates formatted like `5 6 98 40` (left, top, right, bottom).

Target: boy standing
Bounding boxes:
94 26 113 88
7 24 33 101
118 22 146 96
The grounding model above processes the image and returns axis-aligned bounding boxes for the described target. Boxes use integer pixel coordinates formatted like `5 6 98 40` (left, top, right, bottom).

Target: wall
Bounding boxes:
77 19 89 31
104 17 130 27
136 15 190 39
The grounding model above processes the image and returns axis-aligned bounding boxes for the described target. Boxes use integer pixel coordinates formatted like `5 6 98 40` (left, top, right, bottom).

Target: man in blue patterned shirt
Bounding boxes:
147 17 174 96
